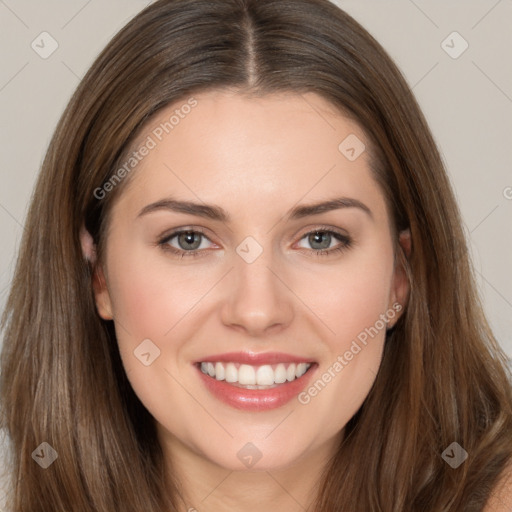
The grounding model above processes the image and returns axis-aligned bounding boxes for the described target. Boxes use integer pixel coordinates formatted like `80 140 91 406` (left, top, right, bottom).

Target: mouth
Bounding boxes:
194 352 317 411
198 361 312 389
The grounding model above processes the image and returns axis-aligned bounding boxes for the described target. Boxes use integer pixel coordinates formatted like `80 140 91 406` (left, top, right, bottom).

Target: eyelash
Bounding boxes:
157 226 352 259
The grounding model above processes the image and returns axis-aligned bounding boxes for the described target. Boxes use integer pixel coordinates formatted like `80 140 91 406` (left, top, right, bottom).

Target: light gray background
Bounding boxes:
0 0 511 366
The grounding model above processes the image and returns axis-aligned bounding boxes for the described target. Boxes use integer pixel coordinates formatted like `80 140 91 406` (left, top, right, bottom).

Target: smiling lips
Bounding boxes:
200 361 311 388
195 352 316 410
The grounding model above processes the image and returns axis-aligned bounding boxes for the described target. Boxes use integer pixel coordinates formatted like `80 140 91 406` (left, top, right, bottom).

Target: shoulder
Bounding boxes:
484 461 512 511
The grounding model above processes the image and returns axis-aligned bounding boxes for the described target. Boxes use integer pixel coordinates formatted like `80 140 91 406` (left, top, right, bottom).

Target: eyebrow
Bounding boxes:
137 196 373 222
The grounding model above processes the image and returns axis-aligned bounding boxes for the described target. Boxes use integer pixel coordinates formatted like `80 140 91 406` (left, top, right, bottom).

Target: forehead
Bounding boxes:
114 90 386 221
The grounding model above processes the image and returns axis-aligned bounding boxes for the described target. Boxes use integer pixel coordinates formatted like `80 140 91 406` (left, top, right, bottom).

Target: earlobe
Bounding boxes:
388 229 411 327
80 225 113 320
92 265 114 320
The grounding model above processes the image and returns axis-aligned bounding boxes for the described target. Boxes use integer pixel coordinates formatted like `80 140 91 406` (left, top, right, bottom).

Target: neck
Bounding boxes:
161 432 342 512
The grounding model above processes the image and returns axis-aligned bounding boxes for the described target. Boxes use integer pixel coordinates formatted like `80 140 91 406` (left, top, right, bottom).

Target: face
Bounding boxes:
87 90 409 472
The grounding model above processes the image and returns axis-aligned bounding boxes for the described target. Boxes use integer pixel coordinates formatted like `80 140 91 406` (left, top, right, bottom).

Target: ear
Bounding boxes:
80 225 113 320
387 229 411 328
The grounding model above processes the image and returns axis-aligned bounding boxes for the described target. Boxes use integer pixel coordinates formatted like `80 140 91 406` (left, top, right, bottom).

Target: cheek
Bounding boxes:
104 250 204 416
298 244 395 347
295 258 394 433
106 249 211 342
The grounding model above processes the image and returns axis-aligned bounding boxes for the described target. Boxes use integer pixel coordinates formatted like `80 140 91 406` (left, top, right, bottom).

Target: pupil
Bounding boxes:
180 232 201 250
310 232 330 250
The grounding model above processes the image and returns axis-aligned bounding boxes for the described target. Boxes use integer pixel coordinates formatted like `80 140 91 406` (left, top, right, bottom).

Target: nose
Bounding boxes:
220 246 294 337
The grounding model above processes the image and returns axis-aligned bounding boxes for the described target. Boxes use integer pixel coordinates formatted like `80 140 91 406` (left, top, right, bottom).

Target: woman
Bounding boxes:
1 0 511 510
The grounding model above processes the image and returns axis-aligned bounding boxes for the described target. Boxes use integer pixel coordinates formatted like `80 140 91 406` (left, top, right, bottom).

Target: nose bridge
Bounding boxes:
237 246 276 295
220 236 293 334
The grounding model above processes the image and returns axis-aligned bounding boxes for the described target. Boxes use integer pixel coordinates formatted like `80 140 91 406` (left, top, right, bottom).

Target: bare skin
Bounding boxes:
85 90 410 511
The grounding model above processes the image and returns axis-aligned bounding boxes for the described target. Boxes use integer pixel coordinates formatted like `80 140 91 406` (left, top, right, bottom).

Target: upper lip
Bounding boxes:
194 351 315 365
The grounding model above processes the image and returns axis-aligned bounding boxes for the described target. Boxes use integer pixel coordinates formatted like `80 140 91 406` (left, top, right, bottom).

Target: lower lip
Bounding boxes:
196 364 317 411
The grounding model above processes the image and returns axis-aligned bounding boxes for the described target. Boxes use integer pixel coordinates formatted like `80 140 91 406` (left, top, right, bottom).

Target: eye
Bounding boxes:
296 228 352 257
158 229 215 258
157 226 352 259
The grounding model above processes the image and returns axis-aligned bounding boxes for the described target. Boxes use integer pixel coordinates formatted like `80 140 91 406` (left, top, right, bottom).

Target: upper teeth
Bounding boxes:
200 362 311 386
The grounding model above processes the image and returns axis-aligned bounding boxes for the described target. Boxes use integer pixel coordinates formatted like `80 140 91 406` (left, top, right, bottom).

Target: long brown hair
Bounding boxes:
1 0 511 510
